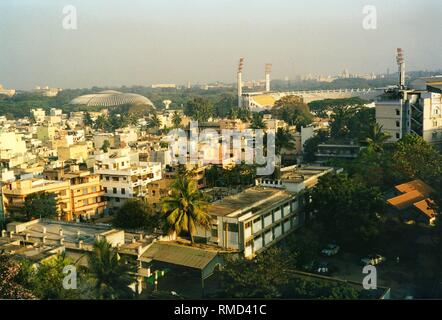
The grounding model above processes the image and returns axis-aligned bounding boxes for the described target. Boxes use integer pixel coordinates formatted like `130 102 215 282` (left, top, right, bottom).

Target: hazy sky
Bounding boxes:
0 0 441 90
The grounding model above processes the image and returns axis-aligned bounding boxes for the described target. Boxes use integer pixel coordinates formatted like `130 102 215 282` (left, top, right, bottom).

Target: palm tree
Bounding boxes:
171 111 182 128
366 123 390 152
161 175 210 244
330 106 354 138
250 113 266 129
148 114 162 130
275 128 295 155
87 239 136 299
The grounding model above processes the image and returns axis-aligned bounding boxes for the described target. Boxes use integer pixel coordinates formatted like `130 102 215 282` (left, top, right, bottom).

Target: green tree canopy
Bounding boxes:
184 97 214 122
23 192 58 220
113 199 163 232
87 239 136 299
0 253 36 299
272 95 313 129
306 173 384 251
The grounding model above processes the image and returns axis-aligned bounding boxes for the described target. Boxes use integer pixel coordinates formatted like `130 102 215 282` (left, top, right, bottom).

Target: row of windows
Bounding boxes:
104 187 126 194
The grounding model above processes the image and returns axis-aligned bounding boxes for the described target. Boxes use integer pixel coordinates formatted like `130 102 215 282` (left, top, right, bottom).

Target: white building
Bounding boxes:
31 108 46 123
376 77 442 148
94 148 162 209
199 165 335 258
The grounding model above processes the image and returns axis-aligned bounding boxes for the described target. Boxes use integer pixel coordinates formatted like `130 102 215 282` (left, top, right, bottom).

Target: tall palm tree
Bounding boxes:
250 113 266 129
330 106 354 139
366 123 390 152
275 128 295 155
161 175 210 244
171 111 182 128
87 239 136 299
148 114 162 130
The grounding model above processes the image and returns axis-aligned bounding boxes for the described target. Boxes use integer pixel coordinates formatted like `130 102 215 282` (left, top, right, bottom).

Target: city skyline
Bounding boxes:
1 0 442 90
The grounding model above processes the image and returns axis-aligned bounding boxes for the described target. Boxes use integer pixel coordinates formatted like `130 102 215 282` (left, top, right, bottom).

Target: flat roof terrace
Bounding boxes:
208 186 294 218
280 165 334 183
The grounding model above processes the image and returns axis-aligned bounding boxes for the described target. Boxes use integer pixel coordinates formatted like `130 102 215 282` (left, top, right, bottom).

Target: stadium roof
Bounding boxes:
70 90 154 108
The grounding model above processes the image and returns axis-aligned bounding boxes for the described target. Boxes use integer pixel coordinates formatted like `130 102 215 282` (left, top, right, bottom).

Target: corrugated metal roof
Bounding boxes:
140 242 218 270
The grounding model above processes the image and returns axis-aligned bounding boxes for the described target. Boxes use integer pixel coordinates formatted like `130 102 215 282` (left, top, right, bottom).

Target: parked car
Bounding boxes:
311 261 337 276
321 243 340 256
360 254 386 266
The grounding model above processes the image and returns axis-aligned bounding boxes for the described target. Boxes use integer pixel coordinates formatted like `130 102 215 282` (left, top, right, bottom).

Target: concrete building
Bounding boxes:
37 125 57 142
57 143 89 162
202 186 299 258
0 84 15 97
43 165 106 221
31 108 46 123
2 179 71 219
315 141 363 162
95 149 162 209
1 219 170 294
376 77 442 149
2 165 106 221
199 165 334 258
34 86 62 97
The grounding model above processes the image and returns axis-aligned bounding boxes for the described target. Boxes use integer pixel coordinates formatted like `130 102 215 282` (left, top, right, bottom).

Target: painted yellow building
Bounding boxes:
37 125 57 142
2 179 71 219
2 169 106 221
57 143 89 162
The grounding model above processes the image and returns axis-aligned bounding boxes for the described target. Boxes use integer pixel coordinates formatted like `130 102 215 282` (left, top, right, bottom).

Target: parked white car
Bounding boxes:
360 254 386 266
321 244 340 256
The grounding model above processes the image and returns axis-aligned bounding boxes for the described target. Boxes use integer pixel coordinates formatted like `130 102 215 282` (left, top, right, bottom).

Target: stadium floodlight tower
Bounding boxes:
396 48 405 89
162 99 172 110
237 57 244 108
265 63 272 92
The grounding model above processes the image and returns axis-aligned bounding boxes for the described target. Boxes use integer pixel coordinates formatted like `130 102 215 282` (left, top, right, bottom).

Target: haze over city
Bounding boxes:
0 0 441 90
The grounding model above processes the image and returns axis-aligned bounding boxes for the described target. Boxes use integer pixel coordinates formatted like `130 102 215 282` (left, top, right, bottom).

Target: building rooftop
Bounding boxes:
280 165 334 184
395 179 434 195
208 186 293 218
140 241 219 270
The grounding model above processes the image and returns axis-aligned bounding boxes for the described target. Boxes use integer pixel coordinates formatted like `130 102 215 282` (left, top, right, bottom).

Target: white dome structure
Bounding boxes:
70 91 154 108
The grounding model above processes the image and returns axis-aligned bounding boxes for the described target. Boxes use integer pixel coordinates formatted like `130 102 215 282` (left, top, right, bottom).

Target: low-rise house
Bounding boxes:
387 179 436 225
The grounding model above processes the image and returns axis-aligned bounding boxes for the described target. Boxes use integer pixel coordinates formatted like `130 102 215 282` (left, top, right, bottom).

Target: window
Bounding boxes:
121 188 125 195
103 187 107 193
396 121 400 127
245 221 252 229
105 176 110 181
113 187 117 194
396 133 400 139
92 186 97 192
434 121 438 127
396 109 400 116
83 199 88 206
112 177 119 182
228 223 238 232
83 188 88 195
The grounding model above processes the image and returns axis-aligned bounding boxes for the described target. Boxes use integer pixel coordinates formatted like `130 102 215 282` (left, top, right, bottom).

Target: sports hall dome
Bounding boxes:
70 90 154 108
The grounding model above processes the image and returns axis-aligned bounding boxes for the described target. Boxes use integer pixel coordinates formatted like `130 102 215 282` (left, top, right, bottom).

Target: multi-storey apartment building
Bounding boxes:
376 77 442 149
198 165 334 258
43 165 106 221
94 149 162 209
2 166 106 221
2 179 71 219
